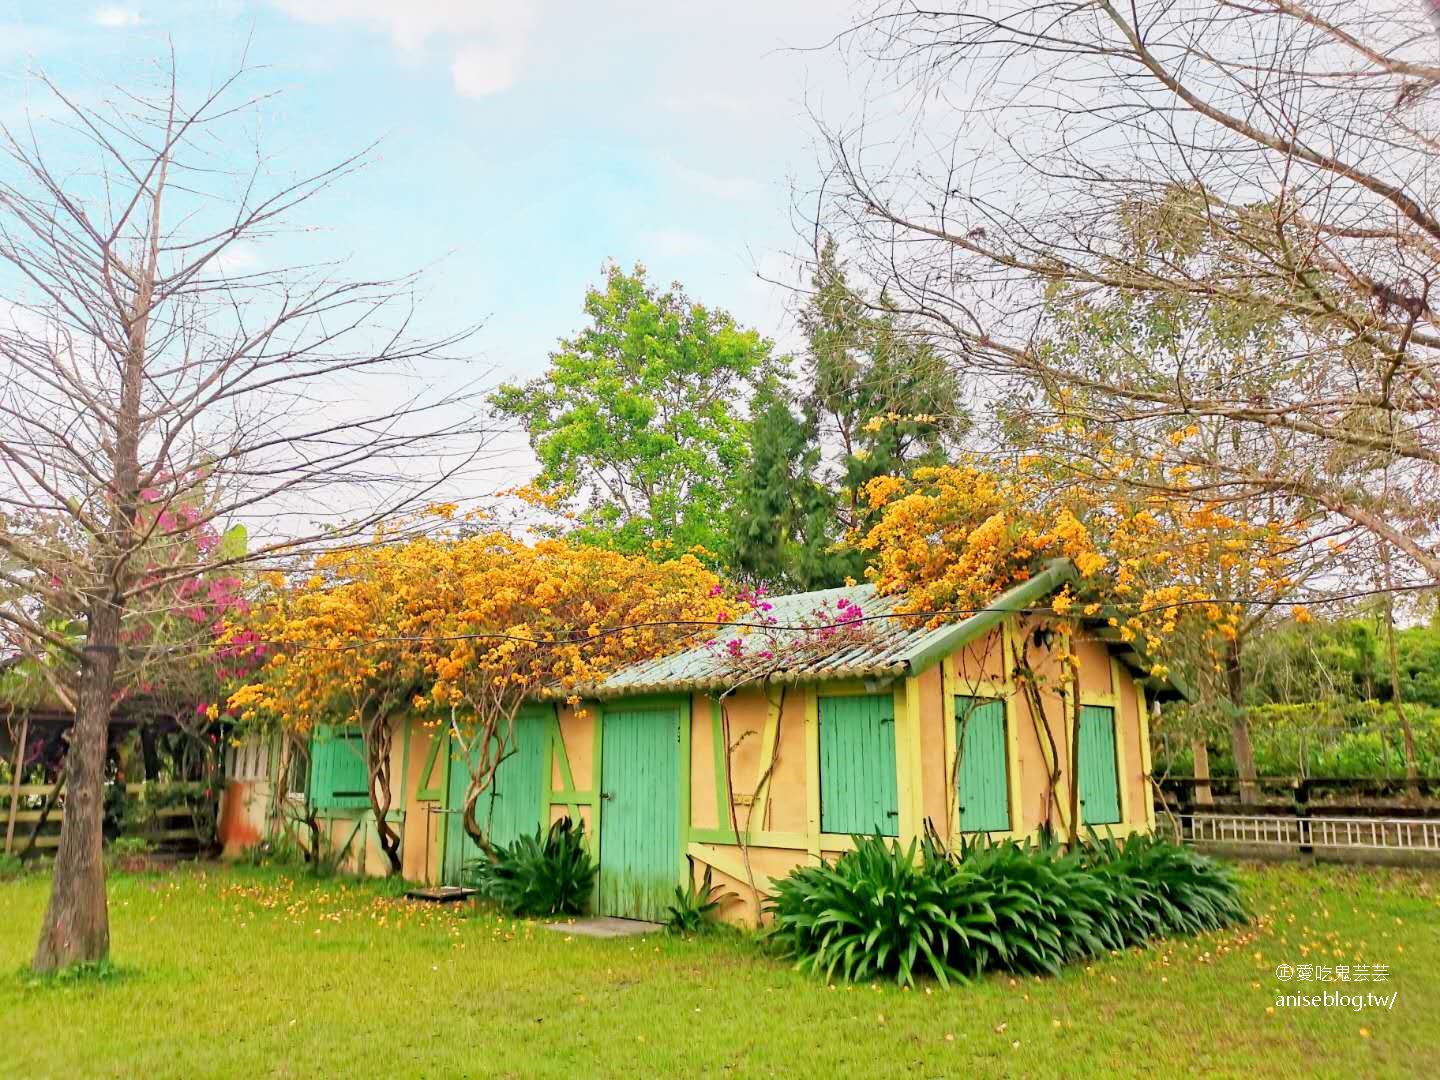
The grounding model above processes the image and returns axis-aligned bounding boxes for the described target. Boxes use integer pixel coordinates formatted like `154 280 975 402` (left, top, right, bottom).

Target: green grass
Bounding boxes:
0 861 1436 1078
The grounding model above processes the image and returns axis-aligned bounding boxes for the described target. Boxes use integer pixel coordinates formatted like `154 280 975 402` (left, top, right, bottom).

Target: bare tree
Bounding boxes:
818 1 1440 590
0 58 484 972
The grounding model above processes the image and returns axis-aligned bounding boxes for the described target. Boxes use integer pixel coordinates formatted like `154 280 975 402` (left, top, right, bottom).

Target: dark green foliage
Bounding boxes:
727 379 841 591
767 832 1247 986
953 839 1129 974
465 817 597 918
665 864 731 934
1152 703 1440 779
1084 831 1248 940
800 239 968 534
1246 618 1440 709
727 239 969 590
765 835 999 987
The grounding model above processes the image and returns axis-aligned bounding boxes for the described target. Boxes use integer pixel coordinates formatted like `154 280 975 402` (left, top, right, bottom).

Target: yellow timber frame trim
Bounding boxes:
1137 680 1156 829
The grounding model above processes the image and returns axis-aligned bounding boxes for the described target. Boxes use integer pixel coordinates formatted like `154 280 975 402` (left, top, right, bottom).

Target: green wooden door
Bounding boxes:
1078 704 1121 826
956 697 1010 832
818 694 899 836
597 705 680 921
442 709 547 885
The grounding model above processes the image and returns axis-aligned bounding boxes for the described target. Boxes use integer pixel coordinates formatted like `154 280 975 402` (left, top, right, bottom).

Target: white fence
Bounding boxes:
1180 813 1440 854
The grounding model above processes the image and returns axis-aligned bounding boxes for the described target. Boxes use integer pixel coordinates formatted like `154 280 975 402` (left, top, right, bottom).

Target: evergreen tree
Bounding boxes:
727 240 967 591
802 238 967 536
728 379 843 590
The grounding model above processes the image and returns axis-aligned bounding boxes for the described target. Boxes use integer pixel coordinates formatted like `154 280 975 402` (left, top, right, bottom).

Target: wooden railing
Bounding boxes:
1 782 65 854
2 781 211 856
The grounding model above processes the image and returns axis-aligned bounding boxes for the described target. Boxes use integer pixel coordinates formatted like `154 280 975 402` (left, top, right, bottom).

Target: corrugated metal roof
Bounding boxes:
553 560 1112 700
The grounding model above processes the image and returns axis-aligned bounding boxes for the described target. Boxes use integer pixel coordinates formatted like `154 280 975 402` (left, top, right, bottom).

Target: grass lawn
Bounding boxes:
0 860 1436 1078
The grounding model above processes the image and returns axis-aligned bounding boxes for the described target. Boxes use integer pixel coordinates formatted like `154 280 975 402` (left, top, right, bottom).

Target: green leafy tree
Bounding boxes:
490 263 771 558
727 378 840 590
728 240 967 589
801 238 967 535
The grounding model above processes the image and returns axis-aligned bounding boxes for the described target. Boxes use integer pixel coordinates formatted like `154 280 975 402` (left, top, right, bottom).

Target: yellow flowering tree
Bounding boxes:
229 517 727 865
860 452 1317 809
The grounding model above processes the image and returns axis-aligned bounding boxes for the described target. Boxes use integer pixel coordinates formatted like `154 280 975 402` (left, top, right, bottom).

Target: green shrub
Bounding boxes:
767 833 1248 986
665 864 731 934
765 835 999 987
466 816 596 918
1085 832 1247 939
108 835 154 869
954 839 1129 974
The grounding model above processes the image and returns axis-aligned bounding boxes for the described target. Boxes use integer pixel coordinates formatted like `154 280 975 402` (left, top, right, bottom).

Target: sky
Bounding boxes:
0 1 869 490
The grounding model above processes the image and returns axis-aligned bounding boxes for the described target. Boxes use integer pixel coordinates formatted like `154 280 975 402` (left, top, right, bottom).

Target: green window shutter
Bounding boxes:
1078 705 1121 825
818 694 899 836
309 725 370 810
956 697 1010 832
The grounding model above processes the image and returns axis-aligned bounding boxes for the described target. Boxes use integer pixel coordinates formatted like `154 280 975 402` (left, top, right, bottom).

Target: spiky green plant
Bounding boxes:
1084 831 1248 940
954 838 1130 974
767 831 1249 986
465 816 597 917
765 835 1000 987
665 864 731 934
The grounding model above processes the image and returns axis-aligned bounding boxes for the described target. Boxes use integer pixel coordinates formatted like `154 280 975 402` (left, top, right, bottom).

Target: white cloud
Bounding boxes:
211 241 265 277
663 158 764 203
92 6 142 28
273 1 536 96
451 45 515 99
658 91 763 116
639 228 719 260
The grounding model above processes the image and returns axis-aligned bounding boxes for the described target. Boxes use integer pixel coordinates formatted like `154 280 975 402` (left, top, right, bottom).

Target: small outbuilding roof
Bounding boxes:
558 559 1189 702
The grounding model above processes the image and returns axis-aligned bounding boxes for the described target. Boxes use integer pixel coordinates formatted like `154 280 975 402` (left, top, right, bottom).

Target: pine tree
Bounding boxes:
801 239 968 535
728 379 842 590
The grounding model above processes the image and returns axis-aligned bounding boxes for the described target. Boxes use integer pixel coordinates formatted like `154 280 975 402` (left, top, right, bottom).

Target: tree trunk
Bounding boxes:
1224 639 1260 805
1381 549 1421 801
1191 738 1213 805
366 715 403 876
32 604 119 972
139 724 162 782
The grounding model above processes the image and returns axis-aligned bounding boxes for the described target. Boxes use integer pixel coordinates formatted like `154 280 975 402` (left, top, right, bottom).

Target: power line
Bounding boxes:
64 575 1440 660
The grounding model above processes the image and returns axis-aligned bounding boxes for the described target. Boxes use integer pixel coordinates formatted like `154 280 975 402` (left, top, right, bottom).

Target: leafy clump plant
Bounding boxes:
665 864 732 934
108 836 156 871
466 816 597 918
954 838 1129 975
765 834 999 987
767 832 1247 986
1083 830 1248 940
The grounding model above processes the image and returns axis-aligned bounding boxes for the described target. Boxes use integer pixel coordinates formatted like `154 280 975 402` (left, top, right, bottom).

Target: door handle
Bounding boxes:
601 791 614 801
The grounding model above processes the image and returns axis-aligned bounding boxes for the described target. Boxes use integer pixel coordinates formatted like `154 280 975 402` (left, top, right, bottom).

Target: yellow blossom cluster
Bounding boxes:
226 518 728 737
858 456 1307 669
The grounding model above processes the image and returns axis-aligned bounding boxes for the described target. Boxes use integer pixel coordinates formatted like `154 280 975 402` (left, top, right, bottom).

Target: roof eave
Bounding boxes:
903 559 1080 677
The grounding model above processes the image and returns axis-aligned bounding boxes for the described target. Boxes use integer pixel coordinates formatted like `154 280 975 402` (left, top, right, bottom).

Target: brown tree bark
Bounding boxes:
1191 738 1214 805
1381 550 1421 801
365 713 403 876
32 606 120 971
1224 639 1260 805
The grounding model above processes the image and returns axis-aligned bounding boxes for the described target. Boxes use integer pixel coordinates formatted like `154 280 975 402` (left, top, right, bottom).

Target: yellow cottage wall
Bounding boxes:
382 619 1158 916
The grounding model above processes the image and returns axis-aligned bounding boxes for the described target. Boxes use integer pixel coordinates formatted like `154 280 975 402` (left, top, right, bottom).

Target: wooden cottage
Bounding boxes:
235 559 1184 923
